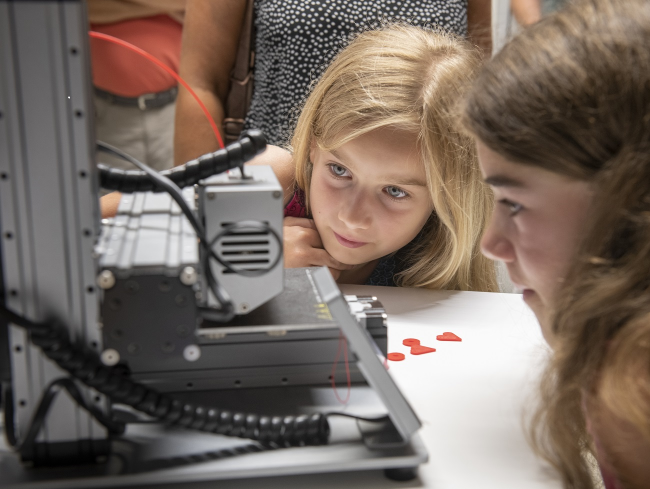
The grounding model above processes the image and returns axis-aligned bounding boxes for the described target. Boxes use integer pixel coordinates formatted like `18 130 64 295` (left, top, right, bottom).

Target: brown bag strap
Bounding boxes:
224 0 255 143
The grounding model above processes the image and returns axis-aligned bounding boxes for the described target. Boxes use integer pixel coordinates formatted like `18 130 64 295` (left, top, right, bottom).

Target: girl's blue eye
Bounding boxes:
385 186 408 199
329 164 349 177
499 199 523 215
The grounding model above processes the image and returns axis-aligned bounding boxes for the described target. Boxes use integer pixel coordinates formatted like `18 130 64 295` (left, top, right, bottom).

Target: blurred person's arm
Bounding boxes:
511 0 542 26
468 0 493 57
173 0 246 166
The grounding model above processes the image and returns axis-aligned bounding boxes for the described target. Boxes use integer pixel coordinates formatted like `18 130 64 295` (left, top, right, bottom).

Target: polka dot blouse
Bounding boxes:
244 0 468 146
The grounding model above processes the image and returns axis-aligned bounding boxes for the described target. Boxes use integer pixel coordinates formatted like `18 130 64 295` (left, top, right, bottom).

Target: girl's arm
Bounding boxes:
245 145 296 205
100 192 122 218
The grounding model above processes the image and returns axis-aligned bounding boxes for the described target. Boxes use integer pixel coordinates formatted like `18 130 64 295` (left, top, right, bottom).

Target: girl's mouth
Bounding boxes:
334 231 367 248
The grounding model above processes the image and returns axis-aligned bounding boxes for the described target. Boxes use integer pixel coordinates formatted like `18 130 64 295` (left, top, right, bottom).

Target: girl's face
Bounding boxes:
309 128 433 267
477 141 594 342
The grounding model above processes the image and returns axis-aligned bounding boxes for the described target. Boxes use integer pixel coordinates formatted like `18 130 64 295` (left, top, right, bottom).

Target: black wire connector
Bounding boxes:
98 129 266 192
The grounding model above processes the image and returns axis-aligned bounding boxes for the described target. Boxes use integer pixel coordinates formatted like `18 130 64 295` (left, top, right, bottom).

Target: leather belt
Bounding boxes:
95 86 178 110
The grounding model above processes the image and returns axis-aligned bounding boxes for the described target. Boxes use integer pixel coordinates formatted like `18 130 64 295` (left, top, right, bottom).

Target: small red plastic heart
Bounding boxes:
410 345 436 355
387 352 405 361
402 338 420 346
436 332 462 342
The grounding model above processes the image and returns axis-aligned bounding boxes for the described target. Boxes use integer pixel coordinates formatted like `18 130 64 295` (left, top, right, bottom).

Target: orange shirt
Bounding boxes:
90 14 182 97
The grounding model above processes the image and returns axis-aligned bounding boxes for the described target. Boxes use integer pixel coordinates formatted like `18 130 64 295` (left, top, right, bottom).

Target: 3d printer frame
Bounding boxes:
0 1 427 485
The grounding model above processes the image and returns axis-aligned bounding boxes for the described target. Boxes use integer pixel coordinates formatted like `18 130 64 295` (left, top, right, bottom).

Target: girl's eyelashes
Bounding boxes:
327 163 351 178
384 186 409 200
326 162 409 200
498 198 523 215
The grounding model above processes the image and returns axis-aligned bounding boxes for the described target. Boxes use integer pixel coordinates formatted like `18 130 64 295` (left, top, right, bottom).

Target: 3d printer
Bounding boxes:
0 1 427 486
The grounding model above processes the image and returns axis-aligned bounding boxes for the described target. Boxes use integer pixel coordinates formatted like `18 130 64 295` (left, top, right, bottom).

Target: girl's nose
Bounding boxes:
338 192 372 230
481 218 515 263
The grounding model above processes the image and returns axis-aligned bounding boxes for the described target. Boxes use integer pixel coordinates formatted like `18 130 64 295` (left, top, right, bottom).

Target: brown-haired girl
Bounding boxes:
462 0 650 486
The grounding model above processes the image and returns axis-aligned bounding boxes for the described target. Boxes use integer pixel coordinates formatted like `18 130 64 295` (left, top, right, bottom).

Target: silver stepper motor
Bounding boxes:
198 165 284 314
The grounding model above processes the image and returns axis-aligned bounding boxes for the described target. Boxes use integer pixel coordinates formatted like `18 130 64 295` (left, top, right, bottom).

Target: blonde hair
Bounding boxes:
463 0 650 486
291 25 497 292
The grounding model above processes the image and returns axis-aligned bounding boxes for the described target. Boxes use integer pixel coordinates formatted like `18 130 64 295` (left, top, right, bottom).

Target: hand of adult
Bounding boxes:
283 217 353 280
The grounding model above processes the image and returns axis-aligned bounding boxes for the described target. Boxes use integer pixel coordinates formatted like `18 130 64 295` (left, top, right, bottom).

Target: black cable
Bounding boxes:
97 130 267 193
97 141 204 236
119 442 267 475
0 306 49 335
0 306 330 447
4 378 124 452
3 384 17 448
325 412 390 423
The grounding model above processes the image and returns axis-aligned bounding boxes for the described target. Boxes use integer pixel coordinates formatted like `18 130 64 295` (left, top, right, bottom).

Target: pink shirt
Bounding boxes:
284 188 307 218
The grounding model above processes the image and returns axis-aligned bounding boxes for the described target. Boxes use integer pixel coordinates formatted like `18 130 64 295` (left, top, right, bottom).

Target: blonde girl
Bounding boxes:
271 24 497 291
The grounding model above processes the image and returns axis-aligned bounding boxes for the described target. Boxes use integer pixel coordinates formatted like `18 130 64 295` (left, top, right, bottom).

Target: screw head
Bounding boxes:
97 270 116 289
240 303 249 312
272 190 282 199
207 192 216 200
180 266 198 285
101 349 120 366
183 344 201 362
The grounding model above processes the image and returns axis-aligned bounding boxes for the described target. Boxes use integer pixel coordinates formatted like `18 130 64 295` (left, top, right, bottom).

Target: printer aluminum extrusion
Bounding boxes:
0 0 426 484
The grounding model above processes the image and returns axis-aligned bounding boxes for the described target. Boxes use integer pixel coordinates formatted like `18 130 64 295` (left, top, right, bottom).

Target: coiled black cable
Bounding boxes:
0 306 330 447
98 129 266 192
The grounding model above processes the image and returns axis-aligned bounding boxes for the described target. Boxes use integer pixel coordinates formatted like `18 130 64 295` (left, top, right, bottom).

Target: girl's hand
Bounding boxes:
283 217 353 280
101 192 122 218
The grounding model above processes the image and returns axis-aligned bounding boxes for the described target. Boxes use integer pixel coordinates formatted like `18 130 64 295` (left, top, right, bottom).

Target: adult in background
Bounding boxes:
89 0 184 172
173 0 491 165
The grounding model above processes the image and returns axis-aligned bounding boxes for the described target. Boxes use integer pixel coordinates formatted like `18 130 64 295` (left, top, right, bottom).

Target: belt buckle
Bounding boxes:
137 93 156 110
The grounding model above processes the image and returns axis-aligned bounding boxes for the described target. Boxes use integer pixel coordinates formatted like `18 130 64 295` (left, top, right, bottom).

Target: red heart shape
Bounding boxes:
387 352 405 361
437 332 462 342
410 344 436 355
402 338 420 346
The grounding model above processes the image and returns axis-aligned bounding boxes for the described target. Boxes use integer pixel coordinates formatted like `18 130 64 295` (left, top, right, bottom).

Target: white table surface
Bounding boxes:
161 286 560 489
342 286 559 489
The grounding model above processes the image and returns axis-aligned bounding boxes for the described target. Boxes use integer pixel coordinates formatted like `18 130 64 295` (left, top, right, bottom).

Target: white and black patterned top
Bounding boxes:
245 0 468 145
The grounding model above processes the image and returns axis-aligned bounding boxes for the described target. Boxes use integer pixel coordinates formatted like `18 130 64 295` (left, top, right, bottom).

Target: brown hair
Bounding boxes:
463 0 650 487
292 24 497 291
